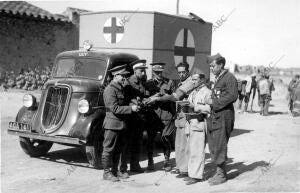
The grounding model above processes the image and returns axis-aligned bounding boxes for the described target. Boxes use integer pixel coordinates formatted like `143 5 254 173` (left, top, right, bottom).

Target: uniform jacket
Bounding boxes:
103 81 132 130
124 74 163 130
208 70 238 132
146 78 176 122
125 75 148 101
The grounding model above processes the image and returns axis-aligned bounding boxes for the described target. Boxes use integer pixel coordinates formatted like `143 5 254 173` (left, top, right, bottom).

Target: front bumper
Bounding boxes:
7 128 86 145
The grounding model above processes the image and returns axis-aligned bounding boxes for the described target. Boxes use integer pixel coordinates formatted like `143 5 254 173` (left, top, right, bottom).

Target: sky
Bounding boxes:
29 0 300 68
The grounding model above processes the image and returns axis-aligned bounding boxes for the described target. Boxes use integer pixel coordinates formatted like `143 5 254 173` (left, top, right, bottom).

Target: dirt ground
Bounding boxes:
1 82 300 193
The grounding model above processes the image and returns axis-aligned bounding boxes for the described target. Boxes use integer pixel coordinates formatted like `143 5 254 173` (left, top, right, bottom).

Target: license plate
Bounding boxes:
8 122 32 132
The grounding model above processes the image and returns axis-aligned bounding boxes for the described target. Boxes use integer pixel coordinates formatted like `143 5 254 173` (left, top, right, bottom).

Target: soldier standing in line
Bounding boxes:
206 53 238 185
102 65 140 182
146 62 176 172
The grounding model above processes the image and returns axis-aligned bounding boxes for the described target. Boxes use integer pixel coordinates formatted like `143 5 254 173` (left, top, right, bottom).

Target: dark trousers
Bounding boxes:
126 117 159 167
161 120 176 158
128 123 143 165
102 129 127 172
207 111 234 166
146 127 157 160
207 128 230 165
126 121 156 163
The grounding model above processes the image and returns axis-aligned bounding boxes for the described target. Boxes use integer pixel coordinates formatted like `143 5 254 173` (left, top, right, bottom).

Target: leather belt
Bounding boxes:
185 113 206 122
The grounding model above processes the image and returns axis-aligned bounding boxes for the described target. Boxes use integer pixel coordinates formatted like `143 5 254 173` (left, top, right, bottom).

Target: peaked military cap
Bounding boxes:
109 64 129 76
130 59 147 70
150 62 165 72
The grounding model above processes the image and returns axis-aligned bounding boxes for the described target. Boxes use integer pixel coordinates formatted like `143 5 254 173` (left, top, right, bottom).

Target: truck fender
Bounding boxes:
16 105 38 123
69 109 105 141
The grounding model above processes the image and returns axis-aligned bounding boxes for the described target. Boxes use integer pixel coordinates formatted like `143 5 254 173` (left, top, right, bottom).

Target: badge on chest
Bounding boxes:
214 89 221 98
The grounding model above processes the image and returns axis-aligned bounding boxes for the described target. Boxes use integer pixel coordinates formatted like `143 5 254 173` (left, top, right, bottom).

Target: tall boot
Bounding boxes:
146 153 155 172
102 156 119 182
130 159 144 173
163 155 172 172
209 163 227 185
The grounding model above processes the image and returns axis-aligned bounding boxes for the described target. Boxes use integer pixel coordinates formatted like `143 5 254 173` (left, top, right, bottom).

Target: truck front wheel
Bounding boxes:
85 129 103 169
19 137 53 157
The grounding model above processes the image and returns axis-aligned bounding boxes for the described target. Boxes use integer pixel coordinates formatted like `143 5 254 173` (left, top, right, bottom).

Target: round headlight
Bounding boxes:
23 94 34 108
78 99 89 114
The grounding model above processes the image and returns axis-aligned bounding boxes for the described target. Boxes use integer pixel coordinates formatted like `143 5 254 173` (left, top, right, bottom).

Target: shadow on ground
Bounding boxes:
267 111 288 115
203 158 270 181
38 147 93 169
37 141 167 171
231 128 253 138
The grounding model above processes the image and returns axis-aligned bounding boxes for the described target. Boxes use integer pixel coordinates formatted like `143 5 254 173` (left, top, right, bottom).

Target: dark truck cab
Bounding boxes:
8 49 138 168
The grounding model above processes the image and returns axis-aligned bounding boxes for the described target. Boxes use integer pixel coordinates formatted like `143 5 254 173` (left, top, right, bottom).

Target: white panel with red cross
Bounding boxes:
103 17 124 44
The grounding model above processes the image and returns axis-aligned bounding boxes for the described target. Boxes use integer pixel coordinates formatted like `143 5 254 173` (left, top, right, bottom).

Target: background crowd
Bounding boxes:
0 66 52 91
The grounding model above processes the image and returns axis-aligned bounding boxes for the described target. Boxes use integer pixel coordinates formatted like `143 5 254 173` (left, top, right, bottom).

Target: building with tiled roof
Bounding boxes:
0 1 70 22
0 1 86 73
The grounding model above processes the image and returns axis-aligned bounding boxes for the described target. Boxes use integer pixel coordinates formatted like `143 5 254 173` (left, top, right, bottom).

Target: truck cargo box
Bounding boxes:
80 11 212 79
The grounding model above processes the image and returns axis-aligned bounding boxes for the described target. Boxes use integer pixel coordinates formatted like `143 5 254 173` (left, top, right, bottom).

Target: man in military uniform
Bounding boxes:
102 65 140 182
146 62 176 171
123 59 149 173
148 62 192 178
206 53 238 185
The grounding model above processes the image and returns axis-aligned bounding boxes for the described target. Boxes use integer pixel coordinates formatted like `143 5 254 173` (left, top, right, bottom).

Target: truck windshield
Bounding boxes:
52 58 107 80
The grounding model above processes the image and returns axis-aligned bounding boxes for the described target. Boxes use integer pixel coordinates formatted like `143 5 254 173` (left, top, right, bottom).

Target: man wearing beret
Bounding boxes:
102 65 140 182
145 62 176 171
206 53 238 185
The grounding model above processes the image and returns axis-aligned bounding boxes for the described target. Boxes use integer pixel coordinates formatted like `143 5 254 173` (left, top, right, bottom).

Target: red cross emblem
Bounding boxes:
174 28 195 68
103 17 124 44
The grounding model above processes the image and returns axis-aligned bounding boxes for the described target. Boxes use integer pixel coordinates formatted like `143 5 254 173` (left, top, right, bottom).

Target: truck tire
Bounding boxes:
85 129 103 169
19 137 53 157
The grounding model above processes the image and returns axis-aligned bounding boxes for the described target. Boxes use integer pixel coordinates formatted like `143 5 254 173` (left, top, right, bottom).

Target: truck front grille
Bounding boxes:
42 86 69 131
